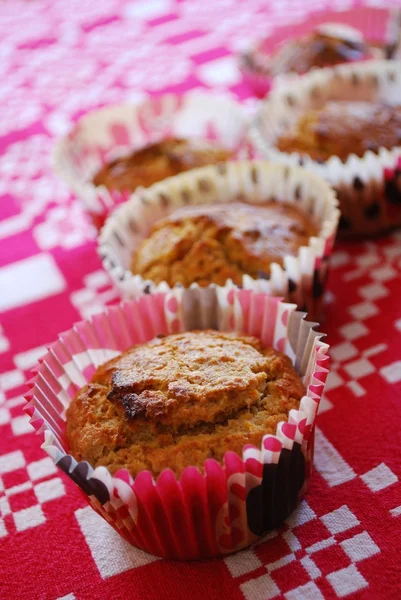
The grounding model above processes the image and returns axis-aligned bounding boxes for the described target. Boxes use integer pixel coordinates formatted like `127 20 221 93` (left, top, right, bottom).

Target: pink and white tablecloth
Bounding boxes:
1 1 401 599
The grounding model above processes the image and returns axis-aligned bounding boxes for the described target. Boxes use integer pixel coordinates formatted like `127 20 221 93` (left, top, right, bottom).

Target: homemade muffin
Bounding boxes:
66 330 305 478
131 202 317 287
247 24 373 77
277 101 401 162
92 137 232 192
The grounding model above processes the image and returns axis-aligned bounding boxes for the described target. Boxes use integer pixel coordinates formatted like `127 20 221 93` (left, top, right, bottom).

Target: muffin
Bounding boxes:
131 202 318 288
277 101 401 162
250 60 401 238
27 289 329 558
242 23 375 84
66 330 305 478
92 137 233 193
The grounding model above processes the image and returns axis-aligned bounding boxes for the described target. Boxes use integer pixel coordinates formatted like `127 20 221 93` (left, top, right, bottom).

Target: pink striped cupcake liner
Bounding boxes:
53 92 249 229
25 289 329 560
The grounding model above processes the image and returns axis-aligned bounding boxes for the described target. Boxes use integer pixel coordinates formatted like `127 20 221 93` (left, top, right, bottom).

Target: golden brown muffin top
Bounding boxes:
92 137 232 192
250 27 371 76
277 101 401 162
131 202 317 287
66 331 305 477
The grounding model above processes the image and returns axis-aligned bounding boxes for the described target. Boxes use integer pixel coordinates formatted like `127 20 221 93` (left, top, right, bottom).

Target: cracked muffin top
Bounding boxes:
92 137 233 192
130 202 317 287
66 330 305 477
277 101 401 162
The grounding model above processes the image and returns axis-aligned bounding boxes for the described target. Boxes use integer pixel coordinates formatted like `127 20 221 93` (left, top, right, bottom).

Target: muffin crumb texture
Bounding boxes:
277 101 401 162
66 330 305 477
92 137 232 192
131 202 317 287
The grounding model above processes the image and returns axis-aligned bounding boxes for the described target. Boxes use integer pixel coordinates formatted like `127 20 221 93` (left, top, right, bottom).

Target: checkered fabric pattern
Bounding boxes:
1 1 401 599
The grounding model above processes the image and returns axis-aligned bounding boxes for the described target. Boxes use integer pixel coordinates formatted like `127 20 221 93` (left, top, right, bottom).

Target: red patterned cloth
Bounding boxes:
0 1 400 599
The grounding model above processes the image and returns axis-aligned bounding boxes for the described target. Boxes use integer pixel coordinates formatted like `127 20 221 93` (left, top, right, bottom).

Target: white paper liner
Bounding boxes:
25 288 329 559
98 159 339 319
53 92 250 227
250 59 401 238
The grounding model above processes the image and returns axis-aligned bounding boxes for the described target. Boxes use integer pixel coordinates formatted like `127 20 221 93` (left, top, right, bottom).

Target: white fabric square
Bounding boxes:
323 371 344 392
34 478 65 503
339 322 368 341
11 414 32 436
340 531 380 562
0 253 66 311
314 428 356 488
75 506 158 578
371 265 397 281
0 370 24 392
348 302 378 320
330 342 358 363
286 501 316 528
380 361 401 384
344 358 375 379
0 496 11 518
321 505 359 535
27 457 57 481
225 549 262 577
318 396 334 414
0 408 10 425
300 556 321 580
13 505 46 532
0 517 7 538
361 463 398 492
358 282 388 301
0 450 25 474
285 581 324 600
327 564 368 597
241 574 280 600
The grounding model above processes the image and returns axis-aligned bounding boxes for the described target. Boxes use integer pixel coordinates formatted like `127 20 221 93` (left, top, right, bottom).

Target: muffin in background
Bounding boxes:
66 330 305 478
250 60 401 239
131 202 317 288
93 137 233 194
277 101 401 162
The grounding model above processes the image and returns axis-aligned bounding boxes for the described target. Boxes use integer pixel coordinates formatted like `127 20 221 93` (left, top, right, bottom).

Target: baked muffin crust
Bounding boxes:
249 27 372 77
277 101 401 162
92 137 232 192
66 331 305 477
131 202 317 287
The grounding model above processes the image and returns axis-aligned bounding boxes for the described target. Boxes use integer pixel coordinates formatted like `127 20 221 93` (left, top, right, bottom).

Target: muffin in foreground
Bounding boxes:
92 137 233 193
250 60 401 238
66 330 305 478
131 202 317 288
25 289 329 559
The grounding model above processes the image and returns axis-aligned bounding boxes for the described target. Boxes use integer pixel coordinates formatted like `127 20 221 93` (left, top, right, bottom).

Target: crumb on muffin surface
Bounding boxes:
66 330 305 478
92 137 232 192
130 202 317 287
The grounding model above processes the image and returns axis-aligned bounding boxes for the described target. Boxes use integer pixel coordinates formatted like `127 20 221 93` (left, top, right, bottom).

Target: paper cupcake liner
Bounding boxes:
25 288 329 559
239 7 400 99
98 160 339 320
250 60 401 239
53 92 250 229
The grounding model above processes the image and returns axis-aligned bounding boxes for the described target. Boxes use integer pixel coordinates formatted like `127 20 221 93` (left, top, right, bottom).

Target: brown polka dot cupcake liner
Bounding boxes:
25 288 329 559
249 60 401 239
98 160 339 320
53 92 249 230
